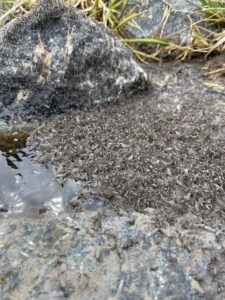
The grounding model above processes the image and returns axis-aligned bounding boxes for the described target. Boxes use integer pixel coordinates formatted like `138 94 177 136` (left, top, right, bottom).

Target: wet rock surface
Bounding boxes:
29 58 225 222
0 2 225 299
0 0 147 121
16 57 225 299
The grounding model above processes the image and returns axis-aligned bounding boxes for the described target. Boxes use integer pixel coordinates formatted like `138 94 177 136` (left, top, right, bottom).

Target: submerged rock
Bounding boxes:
0 0 148 121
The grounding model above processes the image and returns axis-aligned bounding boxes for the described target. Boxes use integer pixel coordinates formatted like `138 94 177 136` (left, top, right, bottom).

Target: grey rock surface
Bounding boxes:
125 0 207 46
0 0 148 121
0 205 224 300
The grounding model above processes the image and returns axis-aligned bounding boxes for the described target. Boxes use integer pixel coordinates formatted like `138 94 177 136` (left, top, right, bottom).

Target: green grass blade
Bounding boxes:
114 10 145 30
121 37 170 46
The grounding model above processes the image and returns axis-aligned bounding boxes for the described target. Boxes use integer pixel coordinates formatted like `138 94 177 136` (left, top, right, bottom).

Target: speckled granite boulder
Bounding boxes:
0 0 148 121
0 206 224 300
125 0 205 45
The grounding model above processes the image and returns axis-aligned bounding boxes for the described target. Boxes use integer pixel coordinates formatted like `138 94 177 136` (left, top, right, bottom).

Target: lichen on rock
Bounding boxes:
0 0 148 121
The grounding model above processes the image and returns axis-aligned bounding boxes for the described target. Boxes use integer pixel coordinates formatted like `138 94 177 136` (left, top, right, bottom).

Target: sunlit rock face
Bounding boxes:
0 0 148 121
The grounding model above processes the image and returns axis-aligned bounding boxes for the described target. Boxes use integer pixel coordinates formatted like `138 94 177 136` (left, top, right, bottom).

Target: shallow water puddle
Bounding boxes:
0 131 80 217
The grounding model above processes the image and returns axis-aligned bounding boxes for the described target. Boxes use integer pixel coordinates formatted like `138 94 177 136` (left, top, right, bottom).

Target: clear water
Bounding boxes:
0 131 80 217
